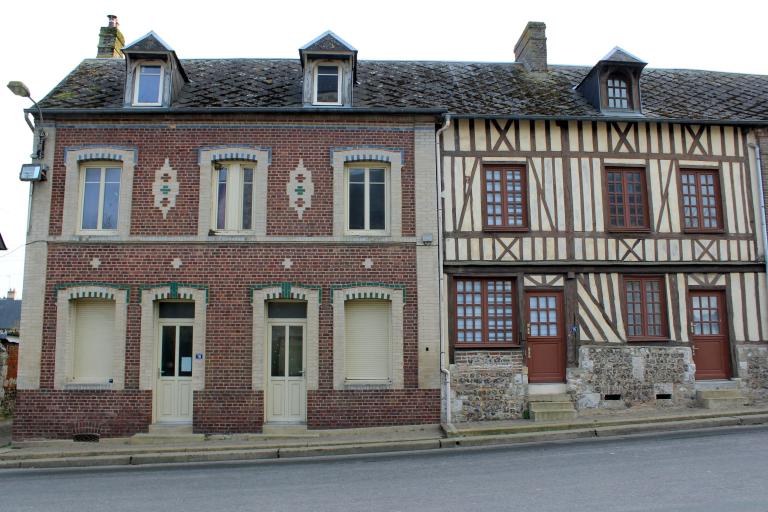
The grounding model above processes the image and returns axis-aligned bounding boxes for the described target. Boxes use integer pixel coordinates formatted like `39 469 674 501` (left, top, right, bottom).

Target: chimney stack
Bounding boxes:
97 14 125 58
6 289 15 300
514 22 547 72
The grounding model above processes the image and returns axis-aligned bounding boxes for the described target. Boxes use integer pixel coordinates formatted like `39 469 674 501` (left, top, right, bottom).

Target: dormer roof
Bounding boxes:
122 31 188 83
599 46 646 65
299 31 358 82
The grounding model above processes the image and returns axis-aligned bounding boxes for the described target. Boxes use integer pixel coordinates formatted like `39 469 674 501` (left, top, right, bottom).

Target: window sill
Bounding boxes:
482 226 530 233
682 229 725 236
343 380 392 390
62 382 114 391
606 228 651 235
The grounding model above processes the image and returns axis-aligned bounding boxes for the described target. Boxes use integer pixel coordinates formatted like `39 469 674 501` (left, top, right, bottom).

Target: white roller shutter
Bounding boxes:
345 300 390 381
73 299 116 382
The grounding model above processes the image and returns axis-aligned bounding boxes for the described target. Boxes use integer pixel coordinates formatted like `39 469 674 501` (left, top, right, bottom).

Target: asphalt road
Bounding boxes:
2 427 768 512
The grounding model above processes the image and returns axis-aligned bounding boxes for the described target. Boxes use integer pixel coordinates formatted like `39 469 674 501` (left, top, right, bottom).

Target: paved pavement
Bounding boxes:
2 426 767 512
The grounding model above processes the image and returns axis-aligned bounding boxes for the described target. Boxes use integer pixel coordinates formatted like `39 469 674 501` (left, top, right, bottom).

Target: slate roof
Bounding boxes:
37 58 768 122
0 300 21 330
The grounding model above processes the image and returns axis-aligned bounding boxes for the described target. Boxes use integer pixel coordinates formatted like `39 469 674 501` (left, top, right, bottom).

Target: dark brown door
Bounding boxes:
525 291 566 383
690 290 731 380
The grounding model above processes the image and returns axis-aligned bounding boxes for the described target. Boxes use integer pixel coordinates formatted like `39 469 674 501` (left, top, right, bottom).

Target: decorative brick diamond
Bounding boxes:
282 258 294 270
171 258 183 269
362 258 374 270
90 257 101 269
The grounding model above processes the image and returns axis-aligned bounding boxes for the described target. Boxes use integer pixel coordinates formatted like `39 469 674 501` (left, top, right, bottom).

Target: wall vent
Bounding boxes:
603 394 622 401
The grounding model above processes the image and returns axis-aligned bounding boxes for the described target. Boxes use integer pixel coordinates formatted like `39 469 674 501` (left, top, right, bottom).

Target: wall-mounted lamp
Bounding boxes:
7 80 46 159
19 163 47 182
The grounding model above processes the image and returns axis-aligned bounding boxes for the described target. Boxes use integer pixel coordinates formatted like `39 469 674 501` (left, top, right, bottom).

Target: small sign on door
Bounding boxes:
195 353 204 360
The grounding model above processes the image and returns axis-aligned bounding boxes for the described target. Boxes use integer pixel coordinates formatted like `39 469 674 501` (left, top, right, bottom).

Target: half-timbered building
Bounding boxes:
441 22 768 421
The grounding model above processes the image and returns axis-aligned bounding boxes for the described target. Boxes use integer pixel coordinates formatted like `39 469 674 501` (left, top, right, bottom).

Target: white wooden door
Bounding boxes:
267 324 306 423
156 323 194 423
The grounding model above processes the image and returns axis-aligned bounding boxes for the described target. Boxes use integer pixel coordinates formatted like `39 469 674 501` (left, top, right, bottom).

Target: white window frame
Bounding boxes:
344 163 390 235
77 161 121 235
312 62 342 106
211 161 258 233
132 62 165 107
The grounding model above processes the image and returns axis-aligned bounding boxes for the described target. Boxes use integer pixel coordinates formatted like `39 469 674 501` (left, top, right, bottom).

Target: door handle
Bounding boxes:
526 323 531 336
689 322 695 335
527 346 531 358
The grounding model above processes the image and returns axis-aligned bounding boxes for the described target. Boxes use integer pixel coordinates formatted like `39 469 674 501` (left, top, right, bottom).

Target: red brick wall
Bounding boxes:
308 390 440 429
49 119 416 237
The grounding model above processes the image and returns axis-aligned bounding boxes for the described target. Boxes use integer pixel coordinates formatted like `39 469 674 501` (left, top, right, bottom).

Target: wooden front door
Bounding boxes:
525 291 566 383
267 323 306 423
156 323 194 423
690 291 731 380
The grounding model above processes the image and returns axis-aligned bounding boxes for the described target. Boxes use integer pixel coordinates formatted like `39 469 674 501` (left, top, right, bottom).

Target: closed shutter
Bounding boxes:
73 299 115 382
345 300 390 381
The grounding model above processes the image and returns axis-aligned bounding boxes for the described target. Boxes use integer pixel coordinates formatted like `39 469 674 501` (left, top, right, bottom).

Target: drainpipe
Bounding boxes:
436 114 452 426
748 140 768 279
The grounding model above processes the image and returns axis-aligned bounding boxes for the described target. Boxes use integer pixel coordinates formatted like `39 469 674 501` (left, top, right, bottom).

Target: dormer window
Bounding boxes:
121 31 188 108
314 63 341 105
133 64 163 106
606 73 630 110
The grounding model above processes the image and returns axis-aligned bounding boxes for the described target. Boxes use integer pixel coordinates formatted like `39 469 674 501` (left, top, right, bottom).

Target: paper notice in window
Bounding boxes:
181 357 192 373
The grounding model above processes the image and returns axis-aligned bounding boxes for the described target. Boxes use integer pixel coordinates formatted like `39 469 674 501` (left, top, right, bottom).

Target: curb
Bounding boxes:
1 413 766 470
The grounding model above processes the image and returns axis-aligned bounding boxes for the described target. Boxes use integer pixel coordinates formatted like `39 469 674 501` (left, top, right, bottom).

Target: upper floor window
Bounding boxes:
80 163 121 233
680 169 723 232
313 63 341 105
133 64 163 106
482 165 528 231
454 278 516 347
213 162 256 232
624 276 668 340
605 167 649 231
346 164 388 234
606 73 630 110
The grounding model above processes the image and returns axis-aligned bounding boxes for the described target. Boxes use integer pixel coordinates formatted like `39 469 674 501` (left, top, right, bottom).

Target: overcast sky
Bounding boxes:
0 0 765 298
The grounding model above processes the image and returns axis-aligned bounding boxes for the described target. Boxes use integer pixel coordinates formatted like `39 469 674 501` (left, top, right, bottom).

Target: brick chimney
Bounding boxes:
514 22 547 72
6 289 15 300
97 14 125 58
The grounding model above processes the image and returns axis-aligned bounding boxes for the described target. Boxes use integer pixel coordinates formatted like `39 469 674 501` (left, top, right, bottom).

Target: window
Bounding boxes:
213 162 256 231
80 163 121 232
680 169 723 231
73 299 116 383
313 64 341 105
623 276 668 340
605 167 649 231
606 73 630 109
346 165 388 233
482 165 528 230
454 278 516 347
344 300 391 382
133 64 163 106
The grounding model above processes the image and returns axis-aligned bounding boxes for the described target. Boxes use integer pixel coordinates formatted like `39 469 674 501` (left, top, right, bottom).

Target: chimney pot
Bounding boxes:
6 289 15 300
97 14 125 59
514 21 547 72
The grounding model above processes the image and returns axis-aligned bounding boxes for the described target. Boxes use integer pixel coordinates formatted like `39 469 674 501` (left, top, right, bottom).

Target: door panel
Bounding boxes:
156 323 194 423
526 291 566 383
690 291 731 380
267 324 306 422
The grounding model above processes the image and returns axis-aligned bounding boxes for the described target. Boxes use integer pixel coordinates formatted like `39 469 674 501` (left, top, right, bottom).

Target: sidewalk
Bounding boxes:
1 405 767 470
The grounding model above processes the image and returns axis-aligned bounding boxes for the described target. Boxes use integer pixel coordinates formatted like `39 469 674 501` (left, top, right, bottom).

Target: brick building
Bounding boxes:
12 17 768 439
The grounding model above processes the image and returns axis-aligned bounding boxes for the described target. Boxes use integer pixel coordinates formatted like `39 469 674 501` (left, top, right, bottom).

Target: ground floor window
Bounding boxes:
454 278 516 347
344 300 391 382
72 299 116 383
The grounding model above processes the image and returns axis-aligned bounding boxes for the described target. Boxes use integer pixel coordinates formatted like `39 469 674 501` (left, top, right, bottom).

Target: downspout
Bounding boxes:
436 114 452 426
748 140 768 279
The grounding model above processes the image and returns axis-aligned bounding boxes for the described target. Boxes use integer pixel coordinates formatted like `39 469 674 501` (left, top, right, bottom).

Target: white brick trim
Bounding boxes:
331 148 403 239
62 146 136 238
251 286 319 391
197 147 271 237
53 285 128 390
139 287 207 391
332 286 404 390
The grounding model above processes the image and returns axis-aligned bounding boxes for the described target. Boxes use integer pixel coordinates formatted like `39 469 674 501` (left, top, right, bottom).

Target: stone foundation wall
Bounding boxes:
736 345 768 401
450 350 526 422
568 345 695 410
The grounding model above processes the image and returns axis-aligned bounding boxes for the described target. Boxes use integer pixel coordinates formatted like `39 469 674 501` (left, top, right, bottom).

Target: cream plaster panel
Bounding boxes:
332 148 402 239
333 287 405 390
251 287 320 391
197 147 270 237
62 146 135 238
53 286 128 390
18 128 55 390
139 287 207 391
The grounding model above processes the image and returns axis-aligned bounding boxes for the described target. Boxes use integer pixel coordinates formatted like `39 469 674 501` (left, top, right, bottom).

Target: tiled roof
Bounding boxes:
38 58 768 122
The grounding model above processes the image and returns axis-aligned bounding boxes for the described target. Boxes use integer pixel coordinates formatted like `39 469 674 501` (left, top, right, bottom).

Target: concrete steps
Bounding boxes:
696 389 747 410
528 393 577 422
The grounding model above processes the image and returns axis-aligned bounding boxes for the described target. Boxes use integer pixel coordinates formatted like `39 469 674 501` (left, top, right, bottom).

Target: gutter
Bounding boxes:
748 139 768 280
435 114 452 426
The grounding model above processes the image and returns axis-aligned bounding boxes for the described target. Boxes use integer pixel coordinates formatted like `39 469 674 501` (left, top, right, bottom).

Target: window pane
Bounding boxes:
81 168 101 230
178 326 193 377
369 182 386 230
288 326 303 377
138 65 162 104
160 325 176 377
102 169 120 230
216 168 227 230
271 327 285 377
242 168 253 230
267 302 307 319
159 302 195 319
316 66 339 103
348 182 365 229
